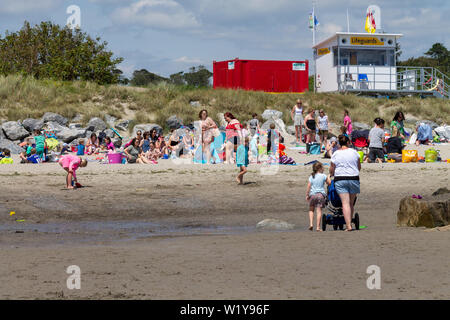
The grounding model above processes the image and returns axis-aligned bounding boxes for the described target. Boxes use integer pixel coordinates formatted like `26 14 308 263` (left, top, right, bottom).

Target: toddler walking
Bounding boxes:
305 162 331 231
236 137 249 185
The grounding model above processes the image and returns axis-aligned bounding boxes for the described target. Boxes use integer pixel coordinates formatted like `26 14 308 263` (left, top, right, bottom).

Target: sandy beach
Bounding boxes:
0 140 449 300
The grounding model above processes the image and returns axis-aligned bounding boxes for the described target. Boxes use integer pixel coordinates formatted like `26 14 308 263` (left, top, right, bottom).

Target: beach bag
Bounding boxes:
402 150 418 163
308 143 321 155
279 155 295 165
425 148 438 163
328 181 342 208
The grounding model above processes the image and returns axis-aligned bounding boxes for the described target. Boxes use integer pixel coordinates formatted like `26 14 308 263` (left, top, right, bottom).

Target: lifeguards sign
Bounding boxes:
317 48 330 56
350 37 384 46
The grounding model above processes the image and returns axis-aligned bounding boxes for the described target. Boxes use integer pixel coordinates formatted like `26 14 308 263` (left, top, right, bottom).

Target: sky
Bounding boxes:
0 0 448 78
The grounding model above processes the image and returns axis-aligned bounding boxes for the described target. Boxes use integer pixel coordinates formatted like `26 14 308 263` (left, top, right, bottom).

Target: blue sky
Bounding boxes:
0 0 448 78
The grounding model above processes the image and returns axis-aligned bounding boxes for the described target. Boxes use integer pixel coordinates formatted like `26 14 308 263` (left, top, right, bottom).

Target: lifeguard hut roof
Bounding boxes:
312 32 403 49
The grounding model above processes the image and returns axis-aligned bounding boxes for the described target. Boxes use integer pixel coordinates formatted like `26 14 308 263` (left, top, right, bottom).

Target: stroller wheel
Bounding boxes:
354 213 360 230
321 214 327 231
333 224 338 230
339 224 344 230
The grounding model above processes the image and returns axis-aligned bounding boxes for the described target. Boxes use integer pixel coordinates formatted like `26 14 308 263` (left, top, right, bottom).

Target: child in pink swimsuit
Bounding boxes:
59 155 87 189
344 110 353 136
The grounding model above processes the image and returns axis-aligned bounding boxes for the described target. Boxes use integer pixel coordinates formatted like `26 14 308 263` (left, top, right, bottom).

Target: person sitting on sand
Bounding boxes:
140 131 151 154
324 137 340 159
58 154 87 189
124 138 147 164
103 136 115 152
33 129 46 160
306 162 331 231
416 123 433 146
386 136 404 162
0 149 13 164
86 133 100 155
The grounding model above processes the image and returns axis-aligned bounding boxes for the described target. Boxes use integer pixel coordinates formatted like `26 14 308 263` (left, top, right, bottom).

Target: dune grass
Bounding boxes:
0 74 448 133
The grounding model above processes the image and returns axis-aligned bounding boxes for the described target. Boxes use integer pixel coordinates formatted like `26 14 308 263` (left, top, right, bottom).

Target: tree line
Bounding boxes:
398 43 449 76
127 66 212 87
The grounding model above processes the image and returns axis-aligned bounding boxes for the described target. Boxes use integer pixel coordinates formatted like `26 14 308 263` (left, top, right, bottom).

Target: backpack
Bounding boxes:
328 180 342 208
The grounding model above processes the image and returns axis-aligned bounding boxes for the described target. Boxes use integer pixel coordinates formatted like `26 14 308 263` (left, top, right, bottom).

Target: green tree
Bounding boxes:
183 65 212 87
169 71 185 85
130 69 168 86
0 21 123 84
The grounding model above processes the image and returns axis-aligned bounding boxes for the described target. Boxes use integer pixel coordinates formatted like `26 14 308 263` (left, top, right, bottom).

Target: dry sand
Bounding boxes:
0 139 449 299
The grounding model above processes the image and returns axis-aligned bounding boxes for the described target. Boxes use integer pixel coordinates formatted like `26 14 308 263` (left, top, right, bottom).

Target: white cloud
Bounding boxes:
111 0 200 29
0 0 58 13
174 56 203 64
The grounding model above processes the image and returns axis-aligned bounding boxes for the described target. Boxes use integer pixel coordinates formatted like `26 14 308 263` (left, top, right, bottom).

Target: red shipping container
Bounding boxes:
213 59 309 93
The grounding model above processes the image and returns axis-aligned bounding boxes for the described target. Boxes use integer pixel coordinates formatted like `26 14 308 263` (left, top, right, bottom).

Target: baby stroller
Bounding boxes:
321 180 360 231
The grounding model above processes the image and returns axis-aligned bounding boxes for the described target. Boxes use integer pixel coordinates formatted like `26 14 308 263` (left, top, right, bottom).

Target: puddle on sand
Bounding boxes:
0 220 269 245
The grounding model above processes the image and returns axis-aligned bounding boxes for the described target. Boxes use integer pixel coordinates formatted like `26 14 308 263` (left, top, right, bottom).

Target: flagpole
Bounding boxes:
347 9 350 33
313 1 316 93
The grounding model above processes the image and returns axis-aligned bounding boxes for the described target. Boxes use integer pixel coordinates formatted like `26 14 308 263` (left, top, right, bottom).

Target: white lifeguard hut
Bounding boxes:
311 6 448 98
313 32 401 93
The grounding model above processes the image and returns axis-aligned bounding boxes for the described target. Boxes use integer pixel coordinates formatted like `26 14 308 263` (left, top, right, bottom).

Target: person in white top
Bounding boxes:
317 109 329 152
329 135 361 231
290 99 304 145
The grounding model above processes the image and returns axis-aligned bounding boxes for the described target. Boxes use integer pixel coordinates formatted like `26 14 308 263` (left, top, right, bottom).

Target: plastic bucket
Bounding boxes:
357 151 364 163
107 153 124 164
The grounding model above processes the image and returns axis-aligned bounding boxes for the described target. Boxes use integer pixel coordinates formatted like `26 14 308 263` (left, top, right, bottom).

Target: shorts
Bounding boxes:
335 180 360 195
58 157 71 169
309 193 326 208
294 115 303 126
227 136 240 145
368 147 384 162
319 129 328 136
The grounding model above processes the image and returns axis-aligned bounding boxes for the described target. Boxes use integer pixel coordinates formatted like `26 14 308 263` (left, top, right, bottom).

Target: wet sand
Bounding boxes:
0 141 449 299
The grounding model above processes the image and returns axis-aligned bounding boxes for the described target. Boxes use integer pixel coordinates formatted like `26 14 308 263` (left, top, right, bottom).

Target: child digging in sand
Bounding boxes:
58 154 87 189
305 162 331 231
236 137 250 185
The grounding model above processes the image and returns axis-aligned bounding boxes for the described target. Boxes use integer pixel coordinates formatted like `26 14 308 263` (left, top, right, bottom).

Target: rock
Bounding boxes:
84 130 93 139
45 122 85 143
104 115 117 128
72 114 84 122
87 117 107 132
113 138 122 149
256 219 295 231
166 115 183 129
287 125 296 135
132 124 163 136
22 118 44 132
216 113 227 128
190 101 201 107
415 120 439 130
0 125 4 139
42 112 68 126
261 118 287 135
262 109 283 120
352 122 371 131
115 120 130 131
397 197 449 228
104 129 115 138
432 188 450 196
68 123 83 129
434 126 450 140
2 121 30 140
0 139 25 154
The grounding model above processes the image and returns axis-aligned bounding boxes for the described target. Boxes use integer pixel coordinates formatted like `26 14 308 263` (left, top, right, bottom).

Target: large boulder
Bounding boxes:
262 109 283 120
2 121 30 140
416 120 439 130
261 118 287 135
0 139 25 154
353 122 371 131
0 125 4 139
87 117 107 132
104 129 115 138
216 113 227 128
45 122 85 143
256 219 295 231
397 193 449 228
132 124 163 136
115 120 130 131
42 112 68 126
287 125 296 136
104 115 117 128
166 115 183 129
22 118 44 132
